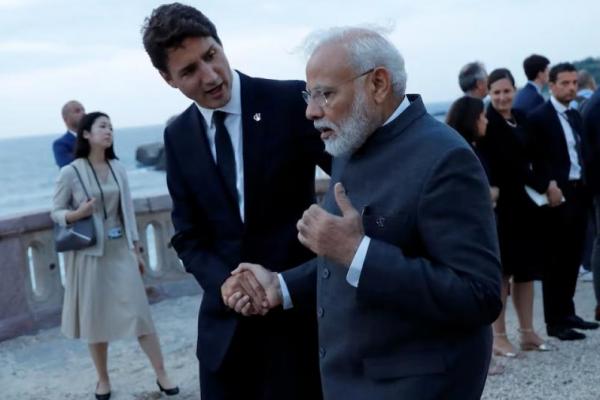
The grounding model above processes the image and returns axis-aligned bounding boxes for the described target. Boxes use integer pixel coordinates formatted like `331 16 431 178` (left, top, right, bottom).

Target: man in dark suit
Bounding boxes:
458 61 488 99
231 27 502 400
583 88 600 321
513 54 550 114
141 3 328 400
527 62 600 340
52 100 85 167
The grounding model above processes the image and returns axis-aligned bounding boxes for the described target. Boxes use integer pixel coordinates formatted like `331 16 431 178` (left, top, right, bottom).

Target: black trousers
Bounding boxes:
199 310 322 400
542 181 590 327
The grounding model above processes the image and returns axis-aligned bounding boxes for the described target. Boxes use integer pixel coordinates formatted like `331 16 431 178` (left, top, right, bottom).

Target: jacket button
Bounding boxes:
319 347 326 358
321 268 330 279
317 307 324 318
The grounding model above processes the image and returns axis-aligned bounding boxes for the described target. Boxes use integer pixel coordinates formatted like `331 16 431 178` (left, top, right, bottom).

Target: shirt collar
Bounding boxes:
578 88 594 98
550 95 572 113
68 130 77 137
383 95 410 126
528 81 543 94
195 69 241 127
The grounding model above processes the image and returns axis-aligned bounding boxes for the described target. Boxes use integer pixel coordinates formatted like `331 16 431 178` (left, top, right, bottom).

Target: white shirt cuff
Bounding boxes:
277 273 293 309
346 236 371 287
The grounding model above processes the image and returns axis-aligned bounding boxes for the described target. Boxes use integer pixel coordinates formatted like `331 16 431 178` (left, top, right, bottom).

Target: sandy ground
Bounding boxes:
1 281 599 399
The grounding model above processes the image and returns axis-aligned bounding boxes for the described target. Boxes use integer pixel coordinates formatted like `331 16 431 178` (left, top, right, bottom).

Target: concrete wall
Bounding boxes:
0 179 330 342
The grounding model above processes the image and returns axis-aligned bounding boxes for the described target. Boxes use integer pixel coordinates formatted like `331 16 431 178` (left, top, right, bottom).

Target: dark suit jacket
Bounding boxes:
164 72 330 372
283 95 502 400
52 131 76 168
527 100 587 193
582 89 600 194
513 82 544 115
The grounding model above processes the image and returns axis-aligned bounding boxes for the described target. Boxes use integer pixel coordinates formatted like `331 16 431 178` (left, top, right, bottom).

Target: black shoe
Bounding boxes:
547 326 586 341
95 382 111 400
565 315 600 330
157 380 180 396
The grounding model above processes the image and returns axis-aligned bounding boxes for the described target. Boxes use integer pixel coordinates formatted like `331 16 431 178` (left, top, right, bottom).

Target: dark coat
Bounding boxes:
52 131 76 168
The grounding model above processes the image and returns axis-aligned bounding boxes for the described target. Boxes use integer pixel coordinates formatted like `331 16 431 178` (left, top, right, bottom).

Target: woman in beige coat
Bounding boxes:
51 112 179 399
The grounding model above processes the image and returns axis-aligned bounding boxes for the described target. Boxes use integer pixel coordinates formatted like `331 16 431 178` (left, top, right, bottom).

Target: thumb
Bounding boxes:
232 262 253 275
334 182 355 216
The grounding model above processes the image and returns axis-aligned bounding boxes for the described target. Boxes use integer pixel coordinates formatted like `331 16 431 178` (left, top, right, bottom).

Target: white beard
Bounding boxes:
314 90 375 157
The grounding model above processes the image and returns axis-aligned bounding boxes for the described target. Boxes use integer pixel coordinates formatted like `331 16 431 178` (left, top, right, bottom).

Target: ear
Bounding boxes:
82 130 91 140
160 70 177 89
369 67 393 104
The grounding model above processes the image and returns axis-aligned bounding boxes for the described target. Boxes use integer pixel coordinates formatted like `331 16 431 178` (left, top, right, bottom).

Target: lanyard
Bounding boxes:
86 159 120 220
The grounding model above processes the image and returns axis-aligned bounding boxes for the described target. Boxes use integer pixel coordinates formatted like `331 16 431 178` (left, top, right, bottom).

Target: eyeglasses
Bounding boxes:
301 68 375 108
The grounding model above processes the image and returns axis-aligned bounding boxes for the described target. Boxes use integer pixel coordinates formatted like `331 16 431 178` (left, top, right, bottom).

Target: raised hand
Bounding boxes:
297 182 363 266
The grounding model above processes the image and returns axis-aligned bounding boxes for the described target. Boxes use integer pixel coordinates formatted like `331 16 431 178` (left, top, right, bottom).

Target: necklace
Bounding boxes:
505 118 517 128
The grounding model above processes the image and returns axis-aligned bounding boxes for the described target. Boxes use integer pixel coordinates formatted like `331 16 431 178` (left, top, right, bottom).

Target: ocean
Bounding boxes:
0 101 451 219
0 125 168 218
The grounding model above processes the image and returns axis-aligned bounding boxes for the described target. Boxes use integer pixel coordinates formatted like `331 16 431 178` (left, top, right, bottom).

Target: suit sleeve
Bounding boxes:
280 258 318 312
526 113 553 193
53 139 72 168
356 146 502 328
164 129 231 296
51 166 74 226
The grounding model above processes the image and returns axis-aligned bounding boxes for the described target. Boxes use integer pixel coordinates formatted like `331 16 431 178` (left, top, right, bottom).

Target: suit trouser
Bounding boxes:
542 181 589 326
199 311 322 400
589 195 600 304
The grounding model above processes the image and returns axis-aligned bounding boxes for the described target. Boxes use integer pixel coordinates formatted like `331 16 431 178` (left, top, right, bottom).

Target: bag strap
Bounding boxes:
71 165 91 200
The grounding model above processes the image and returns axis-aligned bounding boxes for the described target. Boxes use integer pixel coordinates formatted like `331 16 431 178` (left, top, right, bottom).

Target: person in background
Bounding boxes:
583 87 600 321
572 70 597 113
51 112 179 399
513 54 550 114
458 61 488 99
53 100 85 168
478 68 549 358
527 63 599 341
445 96 497 203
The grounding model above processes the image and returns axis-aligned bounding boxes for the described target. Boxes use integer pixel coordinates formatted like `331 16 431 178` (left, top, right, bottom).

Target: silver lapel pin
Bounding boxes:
253 113 261 122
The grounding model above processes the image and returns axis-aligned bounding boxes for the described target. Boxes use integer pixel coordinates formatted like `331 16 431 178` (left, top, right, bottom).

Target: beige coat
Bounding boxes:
51 158 139 256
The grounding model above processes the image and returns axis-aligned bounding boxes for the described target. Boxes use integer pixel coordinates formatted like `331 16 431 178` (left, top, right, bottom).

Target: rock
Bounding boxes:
136 143 164 167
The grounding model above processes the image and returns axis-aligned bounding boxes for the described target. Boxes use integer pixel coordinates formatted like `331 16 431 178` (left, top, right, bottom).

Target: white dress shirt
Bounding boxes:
279 95 412 308
550 95 581 181
195 70 245 221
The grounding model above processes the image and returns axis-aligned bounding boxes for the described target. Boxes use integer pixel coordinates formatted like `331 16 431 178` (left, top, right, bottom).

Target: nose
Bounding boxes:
305 100 324 121
199 63 219 83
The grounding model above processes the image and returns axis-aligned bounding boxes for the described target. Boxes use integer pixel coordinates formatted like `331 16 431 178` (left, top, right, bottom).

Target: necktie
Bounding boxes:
213 111 238 202
564 109 584 165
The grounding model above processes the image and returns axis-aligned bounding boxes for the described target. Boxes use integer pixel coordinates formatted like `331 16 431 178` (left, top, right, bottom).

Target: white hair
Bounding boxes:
303 26 407 97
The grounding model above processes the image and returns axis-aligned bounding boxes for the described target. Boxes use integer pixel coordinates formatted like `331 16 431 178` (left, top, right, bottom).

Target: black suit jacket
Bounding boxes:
527 100 587 193
583 89 600 194
164 72 330 371
513 82 544 115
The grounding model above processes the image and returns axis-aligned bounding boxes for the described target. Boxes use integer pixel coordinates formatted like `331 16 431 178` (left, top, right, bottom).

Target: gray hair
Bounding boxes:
458 62 487 93
578 70 597 90
304 26 407 98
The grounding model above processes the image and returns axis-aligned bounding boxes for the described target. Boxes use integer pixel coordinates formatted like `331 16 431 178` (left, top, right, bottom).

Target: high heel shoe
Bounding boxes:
95 382 111 400
157 379 180 396
492 332 520 358
519 328 552 352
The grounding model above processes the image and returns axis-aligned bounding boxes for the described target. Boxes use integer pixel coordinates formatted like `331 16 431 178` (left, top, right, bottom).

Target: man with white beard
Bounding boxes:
226 27 502 400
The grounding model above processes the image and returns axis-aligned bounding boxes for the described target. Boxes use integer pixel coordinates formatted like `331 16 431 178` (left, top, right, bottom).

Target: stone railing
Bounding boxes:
0 179 330 342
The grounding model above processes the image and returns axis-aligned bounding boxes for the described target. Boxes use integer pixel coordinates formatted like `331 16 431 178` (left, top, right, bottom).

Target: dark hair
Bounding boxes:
142 3 222 73
523 54 550 81
74 112 118 160
549 62 577 83
458 62 487 92
487 68 516 89
446 96 485 143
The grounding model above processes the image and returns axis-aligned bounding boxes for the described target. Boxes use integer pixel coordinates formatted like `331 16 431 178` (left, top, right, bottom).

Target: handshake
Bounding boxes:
221 263 281 316
220 183 365 316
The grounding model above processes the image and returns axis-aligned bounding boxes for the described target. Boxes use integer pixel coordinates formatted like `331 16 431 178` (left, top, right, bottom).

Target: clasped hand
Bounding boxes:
221 183 364 316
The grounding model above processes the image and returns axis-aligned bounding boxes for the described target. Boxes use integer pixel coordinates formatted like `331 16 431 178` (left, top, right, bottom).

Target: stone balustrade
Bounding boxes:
0 179 330 342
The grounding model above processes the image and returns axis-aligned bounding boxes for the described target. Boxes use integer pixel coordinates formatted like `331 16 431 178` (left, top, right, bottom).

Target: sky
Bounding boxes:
0 0 597 139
